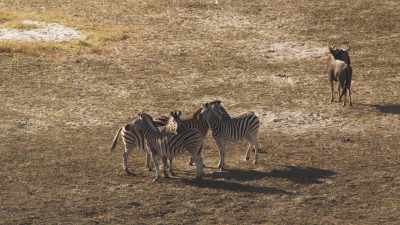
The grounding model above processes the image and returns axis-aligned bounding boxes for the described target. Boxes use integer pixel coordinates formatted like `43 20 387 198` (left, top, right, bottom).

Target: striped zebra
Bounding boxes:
200 101 261 171
170 109 209 166
110 115 177 175
136 112 204 182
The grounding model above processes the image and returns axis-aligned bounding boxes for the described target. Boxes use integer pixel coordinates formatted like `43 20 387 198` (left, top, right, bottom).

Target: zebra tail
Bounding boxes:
110 127 123 152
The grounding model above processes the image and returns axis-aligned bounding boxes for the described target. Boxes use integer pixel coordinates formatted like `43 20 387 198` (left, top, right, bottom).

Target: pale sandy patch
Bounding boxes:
0 20 83 42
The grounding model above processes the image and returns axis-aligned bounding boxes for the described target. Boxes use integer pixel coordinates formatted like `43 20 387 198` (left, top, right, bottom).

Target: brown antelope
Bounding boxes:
327 46 352 106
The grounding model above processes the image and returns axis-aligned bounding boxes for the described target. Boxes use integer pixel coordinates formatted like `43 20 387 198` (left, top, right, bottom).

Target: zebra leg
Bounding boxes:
215 139 225 171
151 153 161 182
189 145 206 167
338 82 342 102
253 143 260 165
162 157 170 178
188 157 194 166
330 79 334 103
245 143 252 161
192 150 204 180
246 135 259 165
146 151 152 171
123 148 134 175
199 144 206 168
168 157 175 177
349 87 352 106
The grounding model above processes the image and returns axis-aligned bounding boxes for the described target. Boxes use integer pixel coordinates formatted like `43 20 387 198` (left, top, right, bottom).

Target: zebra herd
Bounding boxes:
111 100 261 182
110 45 352 182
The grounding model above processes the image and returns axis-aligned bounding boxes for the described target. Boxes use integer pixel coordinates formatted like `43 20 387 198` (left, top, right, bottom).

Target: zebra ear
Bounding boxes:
178 111 182 116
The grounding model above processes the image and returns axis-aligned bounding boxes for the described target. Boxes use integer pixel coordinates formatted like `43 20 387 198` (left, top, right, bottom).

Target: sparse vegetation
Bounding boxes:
0 10 129 55
1 0 400 225
1 20 39 30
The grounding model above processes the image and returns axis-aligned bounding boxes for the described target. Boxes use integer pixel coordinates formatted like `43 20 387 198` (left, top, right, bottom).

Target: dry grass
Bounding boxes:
1 0 400 224
0 20 39 30
0 10 129 55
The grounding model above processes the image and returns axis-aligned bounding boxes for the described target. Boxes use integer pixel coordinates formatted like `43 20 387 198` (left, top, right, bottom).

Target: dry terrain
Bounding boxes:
1 0 400 224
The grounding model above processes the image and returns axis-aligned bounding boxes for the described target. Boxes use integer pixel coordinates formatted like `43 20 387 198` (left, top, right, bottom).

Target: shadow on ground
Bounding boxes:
374 104 400 115
210 166 336 184
181 178 293 195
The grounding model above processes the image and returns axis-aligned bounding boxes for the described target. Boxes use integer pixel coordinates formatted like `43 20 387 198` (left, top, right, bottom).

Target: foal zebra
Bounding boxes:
136 112 204 181
110 115 177 175
200 101 261 171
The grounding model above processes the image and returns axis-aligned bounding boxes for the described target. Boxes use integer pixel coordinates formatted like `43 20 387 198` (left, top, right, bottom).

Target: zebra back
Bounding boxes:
201 102 260 140
112 114 176 153
120 120 146 152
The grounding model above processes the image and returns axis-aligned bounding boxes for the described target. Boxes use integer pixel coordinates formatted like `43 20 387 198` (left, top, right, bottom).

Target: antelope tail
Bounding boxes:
110 127 123 152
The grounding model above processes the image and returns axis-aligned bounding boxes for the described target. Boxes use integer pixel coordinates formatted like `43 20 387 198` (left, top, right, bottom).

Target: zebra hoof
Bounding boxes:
253 160 257 165
245 156 250 161
125 169 135 176
152 177 160 183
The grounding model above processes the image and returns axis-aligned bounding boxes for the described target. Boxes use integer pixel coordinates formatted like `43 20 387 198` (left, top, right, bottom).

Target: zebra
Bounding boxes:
169 109 209 166
110 114 177 175
169 103 231 166
200 101 261 171
136 112 204 182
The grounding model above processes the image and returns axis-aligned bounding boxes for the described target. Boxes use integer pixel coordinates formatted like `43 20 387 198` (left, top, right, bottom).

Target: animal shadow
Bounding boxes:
210 169 271 182
374 104 400 115
181 178 292 195
210 166 336 184
267 166 336 184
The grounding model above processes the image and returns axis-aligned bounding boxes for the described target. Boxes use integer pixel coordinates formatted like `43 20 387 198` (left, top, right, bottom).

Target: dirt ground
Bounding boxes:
1 0 400 224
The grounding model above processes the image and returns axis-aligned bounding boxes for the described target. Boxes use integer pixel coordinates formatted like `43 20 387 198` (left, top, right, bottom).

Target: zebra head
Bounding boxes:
208 100 231 119
200 102 223 128
137 112 178 135
137 112 158 132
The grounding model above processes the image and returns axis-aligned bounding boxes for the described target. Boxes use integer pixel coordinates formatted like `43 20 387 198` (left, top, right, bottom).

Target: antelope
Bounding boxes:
327 46 352 106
